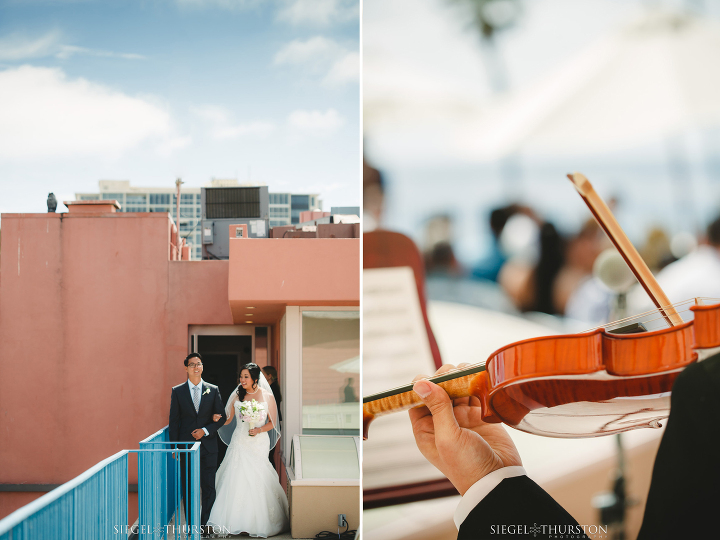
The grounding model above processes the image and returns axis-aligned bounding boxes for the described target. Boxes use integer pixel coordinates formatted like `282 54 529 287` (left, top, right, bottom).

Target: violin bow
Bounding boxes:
568 173 683 327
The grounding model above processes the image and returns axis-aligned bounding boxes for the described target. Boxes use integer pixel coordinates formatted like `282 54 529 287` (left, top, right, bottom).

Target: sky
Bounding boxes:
0 0 360 222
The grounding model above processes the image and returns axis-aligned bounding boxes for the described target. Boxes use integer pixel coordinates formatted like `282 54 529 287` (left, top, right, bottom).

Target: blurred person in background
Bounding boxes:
363 158 385 231
551 219 606 315
639 227 675 272
424 214 464 277
262 366 282 470
555 219 611 323
471 204 523 283
496 207 566 315
628 214 720 314
425 241 464 277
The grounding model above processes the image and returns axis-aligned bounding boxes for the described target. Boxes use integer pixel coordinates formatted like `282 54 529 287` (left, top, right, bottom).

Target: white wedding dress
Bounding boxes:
207 395 289 537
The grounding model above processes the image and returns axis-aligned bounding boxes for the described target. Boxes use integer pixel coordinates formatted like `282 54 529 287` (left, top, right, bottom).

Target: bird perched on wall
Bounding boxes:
47 193 57 213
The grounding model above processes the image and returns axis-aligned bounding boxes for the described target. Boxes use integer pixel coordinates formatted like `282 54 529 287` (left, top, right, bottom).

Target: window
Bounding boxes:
150 193 170 205
297 437 359 479
302 311 360 436
180 207 195 218
291 194 309 210
270 207 289 218
78 194 99 201
126 194 147 205
125 206 146 212
102 193 123 202
270 193 289 205
150 206 170 213
181 193 195 203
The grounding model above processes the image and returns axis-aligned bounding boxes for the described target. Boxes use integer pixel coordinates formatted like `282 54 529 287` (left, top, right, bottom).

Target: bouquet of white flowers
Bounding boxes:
238 399 267 436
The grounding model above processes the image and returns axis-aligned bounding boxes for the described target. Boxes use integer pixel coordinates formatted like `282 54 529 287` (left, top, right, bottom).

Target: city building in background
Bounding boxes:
76 180 323 260
269 192 323 228
201 185 270 259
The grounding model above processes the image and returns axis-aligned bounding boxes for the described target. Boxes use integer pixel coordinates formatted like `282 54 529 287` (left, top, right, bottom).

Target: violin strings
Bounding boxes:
587 299 698 333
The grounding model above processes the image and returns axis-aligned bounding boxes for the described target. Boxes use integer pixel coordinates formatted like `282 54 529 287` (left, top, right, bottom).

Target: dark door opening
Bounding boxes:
197 335 253 464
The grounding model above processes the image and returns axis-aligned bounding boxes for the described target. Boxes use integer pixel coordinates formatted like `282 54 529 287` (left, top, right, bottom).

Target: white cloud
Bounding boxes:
0 31 145 62
191 105 276 140
287 108 345 135
274 36 339 68
324 51 359 85
0 65 185 160
274 36 358 86
276 0 358 26
0 31 61 61
56 45 145 60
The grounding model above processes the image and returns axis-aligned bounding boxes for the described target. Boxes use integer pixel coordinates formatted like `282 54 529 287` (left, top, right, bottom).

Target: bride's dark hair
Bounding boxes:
236 363 261 401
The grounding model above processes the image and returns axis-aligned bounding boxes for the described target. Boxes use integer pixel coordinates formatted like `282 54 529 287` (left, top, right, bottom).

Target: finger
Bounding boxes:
434 364 456 376
413 380 461 443
408 402 431 423
457 363 472 369
412 373 431 383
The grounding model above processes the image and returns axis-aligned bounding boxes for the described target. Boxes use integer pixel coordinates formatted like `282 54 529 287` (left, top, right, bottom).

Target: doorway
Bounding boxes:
188 325 271 464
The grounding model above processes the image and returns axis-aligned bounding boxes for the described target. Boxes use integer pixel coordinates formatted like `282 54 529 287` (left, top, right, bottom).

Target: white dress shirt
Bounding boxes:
188 379 209 437
453 466 528 529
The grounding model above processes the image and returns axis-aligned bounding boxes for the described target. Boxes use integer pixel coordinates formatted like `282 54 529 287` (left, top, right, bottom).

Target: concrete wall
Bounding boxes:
289 485 360 539
0 212 233 518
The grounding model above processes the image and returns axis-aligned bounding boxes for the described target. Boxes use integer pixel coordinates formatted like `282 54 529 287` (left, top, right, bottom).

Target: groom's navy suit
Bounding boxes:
169 380 226 527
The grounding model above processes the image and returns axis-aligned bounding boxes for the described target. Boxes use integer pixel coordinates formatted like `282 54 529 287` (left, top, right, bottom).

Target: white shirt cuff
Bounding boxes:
202 427 209 436
453 466 527 529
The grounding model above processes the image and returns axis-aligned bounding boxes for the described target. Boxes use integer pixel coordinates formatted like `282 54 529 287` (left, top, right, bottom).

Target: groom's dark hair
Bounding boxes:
184 352 203 367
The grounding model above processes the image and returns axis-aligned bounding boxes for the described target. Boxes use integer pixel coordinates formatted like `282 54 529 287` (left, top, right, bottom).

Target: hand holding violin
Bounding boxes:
410 363 522 496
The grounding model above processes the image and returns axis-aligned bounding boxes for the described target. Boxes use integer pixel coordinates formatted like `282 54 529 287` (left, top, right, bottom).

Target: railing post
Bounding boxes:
192 445 201 540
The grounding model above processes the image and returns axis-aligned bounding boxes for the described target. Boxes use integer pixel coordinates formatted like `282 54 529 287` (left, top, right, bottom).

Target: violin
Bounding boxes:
363 173 720 439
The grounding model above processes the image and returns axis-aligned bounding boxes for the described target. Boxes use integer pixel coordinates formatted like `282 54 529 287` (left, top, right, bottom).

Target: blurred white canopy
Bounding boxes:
366 9 720 163
461 11 720 160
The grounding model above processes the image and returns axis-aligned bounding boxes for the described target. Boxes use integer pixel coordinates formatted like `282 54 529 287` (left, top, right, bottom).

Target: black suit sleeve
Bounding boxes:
636 352 720 540
458 476 587 540
202 387 226 436
169 388 180 442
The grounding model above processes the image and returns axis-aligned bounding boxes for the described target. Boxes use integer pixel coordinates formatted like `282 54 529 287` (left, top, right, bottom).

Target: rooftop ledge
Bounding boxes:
228 237 360 324
64 200 121 214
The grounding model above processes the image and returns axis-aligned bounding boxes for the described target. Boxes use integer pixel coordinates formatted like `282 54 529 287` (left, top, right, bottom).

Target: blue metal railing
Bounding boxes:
138 427 201 540
0 450 129 540
0 428 201 540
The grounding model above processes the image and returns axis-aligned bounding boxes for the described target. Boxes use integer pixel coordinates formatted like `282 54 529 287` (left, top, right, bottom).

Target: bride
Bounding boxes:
206 363 289 537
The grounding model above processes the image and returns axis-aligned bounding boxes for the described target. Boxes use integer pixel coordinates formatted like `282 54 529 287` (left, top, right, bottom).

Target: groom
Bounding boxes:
169 353 226 530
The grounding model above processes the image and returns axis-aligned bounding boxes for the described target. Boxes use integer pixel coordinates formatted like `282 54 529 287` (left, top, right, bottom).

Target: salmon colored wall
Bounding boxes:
228 238 360 324
0 212 233 518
